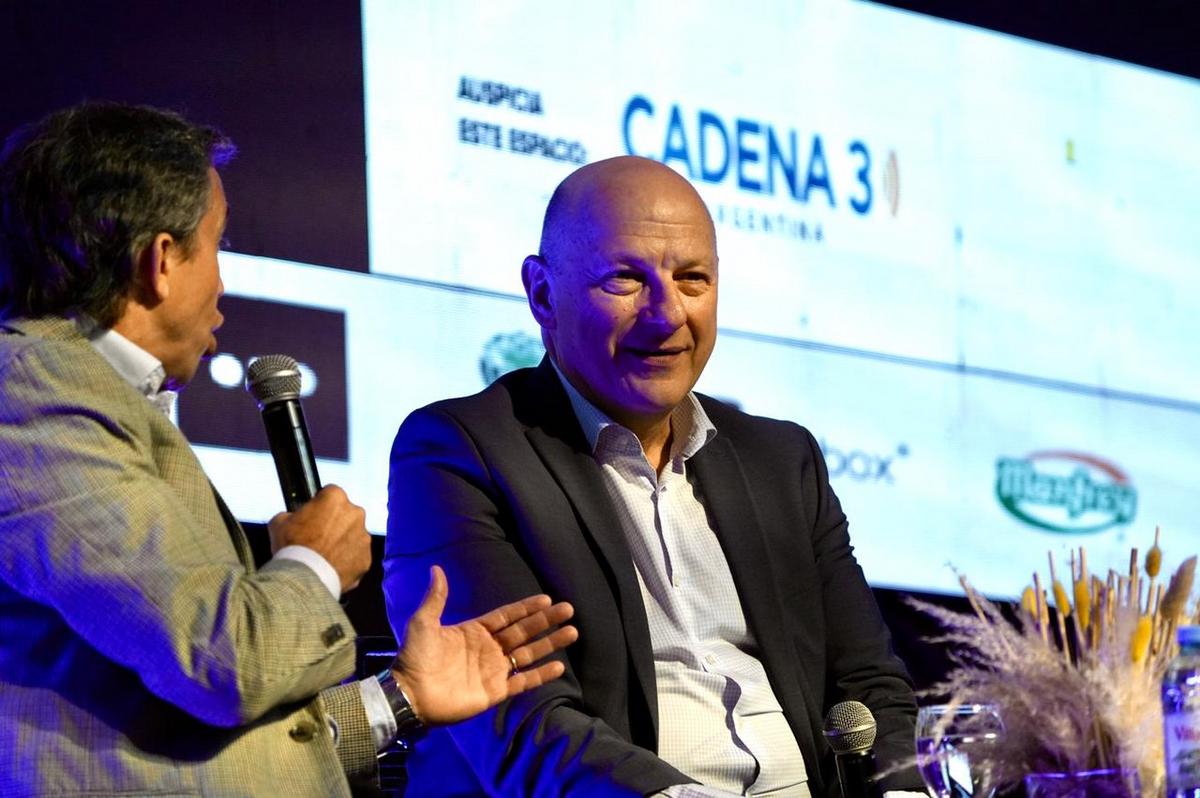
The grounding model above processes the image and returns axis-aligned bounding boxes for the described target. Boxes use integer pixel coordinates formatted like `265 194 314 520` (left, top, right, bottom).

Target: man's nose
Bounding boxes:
641 279 686 330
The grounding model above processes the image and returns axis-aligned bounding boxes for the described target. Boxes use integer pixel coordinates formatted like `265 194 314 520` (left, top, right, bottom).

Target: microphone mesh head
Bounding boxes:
823 700 877 754
245 354 302 405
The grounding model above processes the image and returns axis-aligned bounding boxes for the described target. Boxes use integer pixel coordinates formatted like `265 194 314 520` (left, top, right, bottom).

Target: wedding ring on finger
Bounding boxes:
508 654 519 677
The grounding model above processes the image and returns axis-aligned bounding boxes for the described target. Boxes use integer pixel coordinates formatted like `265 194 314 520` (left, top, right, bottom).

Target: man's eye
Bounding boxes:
602 272 642 291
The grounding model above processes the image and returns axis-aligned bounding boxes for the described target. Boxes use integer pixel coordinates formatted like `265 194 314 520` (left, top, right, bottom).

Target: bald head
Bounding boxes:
522 155 719 445
538 156 716 270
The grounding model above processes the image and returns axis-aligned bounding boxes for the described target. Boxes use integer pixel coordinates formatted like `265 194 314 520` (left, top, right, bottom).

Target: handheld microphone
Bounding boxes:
245 354 320 511
823 700 883 798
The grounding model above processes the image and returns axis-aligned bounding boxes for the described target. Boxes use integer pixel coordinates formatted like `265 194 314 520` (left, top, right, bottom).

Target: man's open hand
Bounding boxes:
392 565 577 725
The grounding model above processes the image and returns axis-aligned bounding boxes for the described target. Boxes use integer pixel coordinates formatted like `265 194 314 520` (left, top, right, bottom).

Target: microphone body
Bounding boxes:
823 700 884 798
833 748 882 798
246 355 321 511
260 399 320 510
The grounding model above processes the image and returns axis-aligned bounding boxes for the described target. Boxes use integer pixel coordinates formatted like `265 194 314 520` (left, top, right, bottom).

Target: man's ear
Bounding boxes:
522 254 556 331
132 232 178 305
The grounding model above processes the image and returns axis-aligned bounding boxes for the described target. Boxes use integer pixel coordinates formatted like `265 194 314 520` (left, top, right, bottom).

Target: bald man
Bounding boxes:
384 156 924 797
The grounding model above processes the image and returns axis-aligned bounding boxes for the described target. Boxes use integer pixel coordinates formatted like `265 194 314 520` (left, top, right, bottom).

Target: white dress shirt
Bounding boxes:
555 367 925 798
555 368 809 796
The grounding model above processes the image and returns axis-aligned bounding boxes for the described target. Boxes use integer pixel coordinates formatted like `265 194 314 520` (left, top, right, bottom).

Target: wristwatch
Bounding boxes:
376 665 427 745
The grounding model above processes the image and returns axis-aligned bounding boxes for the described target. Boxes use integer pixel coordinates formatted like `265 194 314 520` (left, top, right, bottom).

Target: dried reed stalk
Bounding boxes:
910 531 1189 798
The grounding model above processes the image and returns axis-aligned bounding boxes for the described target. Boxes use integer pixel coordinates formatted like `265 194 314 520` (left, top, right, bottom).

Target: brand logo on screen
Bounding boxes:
479 331 545 385
995 451 1137 534
178 296 348 461
821 439 908 484
622 95 895 218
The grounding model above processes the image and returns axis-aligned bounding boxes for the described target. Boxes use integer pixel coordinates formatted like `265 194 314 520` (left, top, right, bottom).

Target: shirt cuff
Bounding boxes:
359 676 399 751
273 545 341 600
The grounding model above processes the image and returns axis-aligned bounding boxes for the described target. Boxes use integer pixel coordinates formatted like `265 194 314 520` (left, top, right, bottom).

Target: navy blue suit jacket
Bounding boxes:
383 359 920 796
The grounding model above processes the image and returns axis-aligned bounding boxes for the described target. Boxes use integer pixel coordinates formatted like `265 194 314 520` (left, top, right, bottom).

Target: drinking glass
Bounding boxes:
915 703 1005 798
1024 768 1140 798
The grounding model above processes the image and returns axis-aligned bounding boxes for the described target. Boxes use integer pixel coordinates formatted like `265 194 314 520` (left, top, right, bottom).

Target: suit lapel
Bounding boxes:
518 361 660 740
689 430 822 779
688 435 788 669
131 376 255 572
209 483 256 570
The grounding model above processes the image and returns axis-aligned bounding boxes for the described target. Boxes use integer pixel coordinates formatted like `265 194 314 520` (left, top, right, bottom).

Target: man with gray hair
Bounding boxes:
0 101 576 796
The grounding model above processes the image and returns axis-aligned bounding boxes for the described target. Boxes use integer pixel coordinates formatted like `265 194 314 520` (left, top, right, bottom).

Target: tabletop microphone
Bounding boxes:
823 700 883 798
245 354 321 511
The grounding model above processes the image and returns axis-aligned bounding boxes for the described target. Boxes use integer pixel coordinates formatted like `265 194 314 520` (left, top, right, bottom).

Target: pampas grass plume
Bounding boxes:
912 534 1187 797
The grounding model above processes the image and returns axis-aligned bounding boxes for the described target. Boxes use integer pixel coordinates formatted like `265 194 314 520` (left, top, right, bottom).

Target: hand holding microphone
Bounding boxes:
267 486 372 592
247 355 371 592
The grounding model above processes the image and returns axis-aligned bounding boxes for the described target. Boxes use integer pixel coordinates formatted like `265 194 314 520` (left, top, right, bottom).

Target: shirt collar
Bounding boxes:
76 316 177 416
550 358 716 462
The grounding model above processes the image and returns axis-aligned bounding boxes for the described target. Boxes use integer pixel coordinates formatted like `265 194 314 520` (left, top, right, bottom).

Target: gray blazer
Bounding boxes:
0 316 374 797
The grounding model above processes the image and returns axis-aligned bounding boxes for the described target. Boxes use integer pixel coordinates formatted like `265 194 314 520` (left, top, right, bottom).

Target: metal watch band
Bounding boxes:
376 667 427 745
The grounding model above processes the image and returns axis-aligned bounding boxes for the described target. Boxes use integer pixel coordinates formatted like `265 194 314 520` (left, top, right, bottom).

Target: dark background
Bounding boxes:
3 0 1194 691
0 0 369 271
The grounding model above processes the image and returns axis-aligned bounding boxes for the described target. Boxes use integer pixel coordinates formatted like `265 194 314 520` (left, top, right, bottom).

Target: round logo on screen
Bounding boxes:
994 450 1137 534
479 331 545 385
